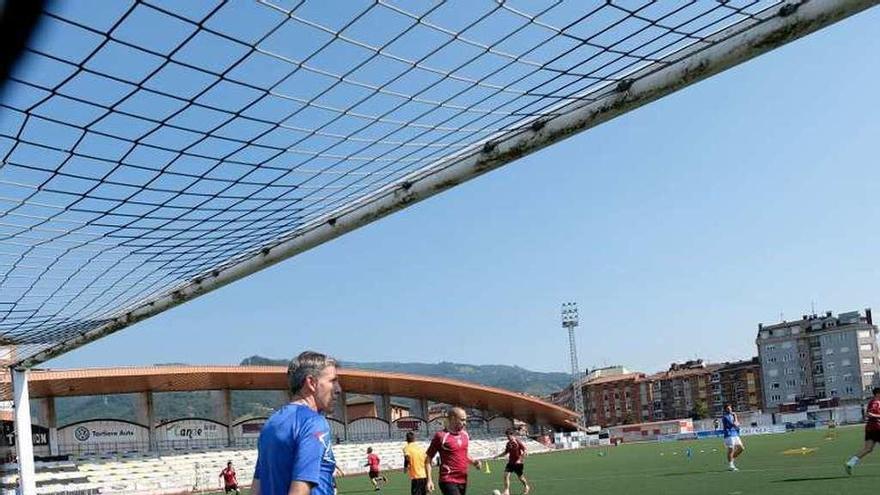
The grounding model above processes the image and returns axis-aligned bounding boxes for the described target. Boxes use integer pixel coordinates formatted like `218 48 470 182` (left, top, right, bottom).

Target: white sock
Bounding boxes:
729 461 735 467
847 456 860 467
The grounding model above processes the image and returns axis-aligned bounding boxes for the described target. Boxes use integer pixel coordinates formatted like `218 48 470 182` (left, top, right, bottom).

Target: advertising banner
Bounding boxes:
1 421 49 447
58 420 148 446
158 418 227 441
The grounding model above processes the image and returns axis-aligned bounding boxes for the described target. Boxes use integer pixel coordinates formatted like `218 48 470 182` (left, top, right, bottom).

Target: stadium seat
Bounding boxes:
0 436 550 493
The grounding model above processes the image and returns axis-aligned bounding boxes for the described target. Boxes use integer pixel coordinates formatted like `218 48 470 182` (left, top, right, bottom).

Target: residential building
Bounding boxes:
546 366 630 418
710 357 763 415
647 360 720 421
582 372 647 426
585 365 631 382
545 385 574 410
757 309 880 411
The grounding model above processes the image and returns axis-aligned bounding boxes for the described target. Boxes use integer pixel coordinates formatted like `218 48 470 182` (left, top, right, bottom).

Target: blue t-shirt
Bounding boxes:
721 413 740 438
254 404 336 495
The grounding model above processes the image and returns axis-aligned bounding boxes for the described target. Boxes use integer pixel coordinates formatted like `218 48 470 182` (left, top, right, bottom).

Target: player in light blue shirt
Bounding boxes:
253 351 341 495
721 404 744 471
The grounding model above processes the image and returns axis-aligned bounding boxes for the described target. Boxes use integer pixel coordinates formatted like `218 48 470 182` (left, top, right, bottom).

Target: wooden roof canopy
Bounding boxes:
1 366 578 428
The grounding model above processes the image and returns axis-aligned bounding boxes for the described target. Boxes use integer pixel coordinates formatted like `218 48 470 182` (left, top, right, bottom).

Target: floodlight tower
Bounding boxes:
562 302 584 427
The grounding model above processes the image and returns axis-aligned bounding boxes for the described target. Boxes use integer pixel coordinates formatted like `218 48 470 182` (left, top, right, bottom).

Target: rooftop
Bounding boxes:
758 308 874 333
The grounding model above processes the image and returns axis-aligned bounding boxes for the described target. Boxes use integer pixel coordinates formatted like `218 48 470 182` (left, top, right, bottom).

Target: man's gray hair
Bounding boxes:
287 350 338 395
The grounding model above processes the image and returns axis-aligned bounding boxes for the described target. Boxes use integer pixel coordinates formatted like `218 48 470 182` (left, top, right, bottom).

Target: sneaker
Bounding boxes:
728 465 738 472
846 463 853 476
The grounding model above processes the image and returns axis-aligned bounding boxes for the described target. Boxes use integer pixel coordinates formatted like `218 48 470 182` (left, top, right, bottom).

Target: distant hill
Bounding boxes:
53 357 570 425
241 355 571 396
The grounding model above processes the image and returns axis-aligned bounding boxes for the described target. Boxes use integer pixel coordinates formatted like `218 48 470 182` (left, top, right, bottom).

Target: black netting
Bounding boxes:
0 1 784 365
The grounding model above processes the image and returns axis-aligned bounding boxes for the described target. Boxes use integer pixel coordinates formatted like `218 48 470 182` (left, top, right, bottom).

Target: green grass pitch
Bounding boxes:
208 425 879 495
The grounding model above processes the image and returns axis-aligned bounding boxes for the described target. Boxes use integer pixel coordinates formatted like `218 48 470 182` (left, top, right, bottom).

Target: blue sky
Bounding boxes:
43 6 880 375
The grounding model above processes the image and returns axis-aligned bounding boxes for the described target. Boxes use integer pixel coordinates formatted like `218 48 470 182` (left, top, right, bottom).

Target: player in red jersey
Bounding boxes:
219 461 240 494
365 447 388 491
846 387 880 475
425 407 482 495
492 428 530 495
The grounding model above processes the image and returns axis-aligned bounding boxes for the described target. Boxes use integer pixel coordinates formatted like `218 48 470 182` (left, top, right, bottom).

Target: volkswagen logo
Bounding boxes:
74 426 90 442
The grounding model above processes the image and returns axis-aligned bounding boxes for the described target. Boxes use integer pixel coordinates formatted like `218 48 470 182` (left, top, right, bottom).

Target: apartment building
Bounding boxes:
647 360 720 421
757 309 880 411
583 372 648 426
710 357 763 416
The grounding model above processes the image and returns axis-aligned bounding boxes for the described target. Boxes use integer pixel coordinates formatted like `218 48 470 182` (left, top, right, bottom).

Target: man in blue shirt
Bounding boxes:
253 351 342 495
721 404 744 471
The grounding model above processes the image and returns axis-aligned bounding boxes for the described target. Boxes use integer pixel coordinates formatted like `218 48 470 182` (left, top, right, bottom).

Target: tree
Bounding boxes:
692 401 710 420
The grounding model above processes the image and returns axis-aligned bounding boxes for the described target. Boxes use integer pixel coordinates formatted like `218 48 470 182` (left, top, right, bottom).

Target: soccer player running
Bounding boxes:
492 428 530 495
846 387 880 475
403 431 428 495
219 461 240 494
253 351 341 495
365 446 389 490
425 407 482 495
721 404 744 471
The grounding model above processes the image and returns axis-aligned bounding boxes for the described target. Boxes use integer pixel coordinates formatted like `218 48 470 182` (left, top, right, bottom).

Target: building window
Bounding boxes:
768 369 779 377
841 347 850 353
842 359 851 367
861 344 874 352
863 358 874 366
765 344 776 351
771 394 781 401
858 330 871 339
826 348 834 355
771 382 780 389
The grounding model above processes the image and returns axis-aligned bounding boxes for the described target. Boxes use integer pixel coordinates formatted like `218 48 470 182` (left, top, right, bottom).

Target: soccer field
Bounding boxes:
208 426 878 495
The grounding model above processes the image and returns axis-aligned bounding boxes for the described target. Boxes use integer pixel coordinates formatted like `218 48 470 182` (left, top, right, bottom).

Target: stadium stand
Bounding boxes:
0 436 549 494
0 460 99 495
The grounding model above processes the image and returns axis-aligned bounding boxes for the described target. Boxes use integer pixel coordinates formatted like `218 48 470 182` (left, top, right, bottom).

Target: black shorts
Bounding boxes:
439 482 467 495
505 463 524 476
224 484 239 493
411 478 427 495
369 470 382 479
866 430 880 443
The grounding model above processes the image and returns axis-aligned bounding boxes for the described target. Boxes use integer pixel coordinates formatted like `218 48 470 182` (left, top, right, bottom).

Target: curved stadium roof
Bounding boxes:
0 365 579 428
